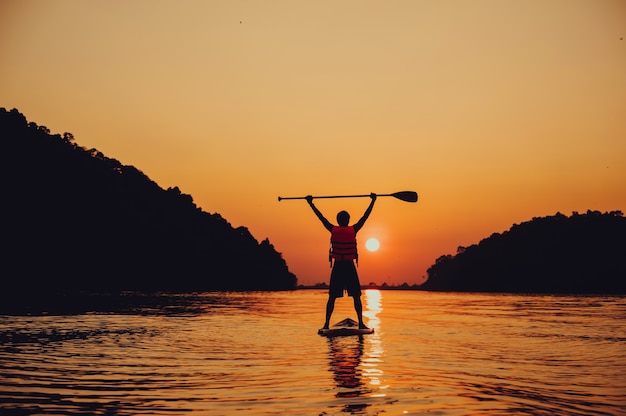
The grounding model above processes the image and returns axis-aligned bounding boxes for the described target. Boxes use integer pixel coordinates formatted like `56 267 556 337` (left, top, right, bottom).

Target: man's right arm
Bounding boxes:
353 193 377 233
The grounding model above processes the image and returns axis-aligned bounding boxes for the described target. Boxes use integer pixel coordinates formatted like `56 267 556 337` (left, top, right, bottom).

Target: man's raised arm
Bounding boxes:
353 193 377 233
307 196 333 232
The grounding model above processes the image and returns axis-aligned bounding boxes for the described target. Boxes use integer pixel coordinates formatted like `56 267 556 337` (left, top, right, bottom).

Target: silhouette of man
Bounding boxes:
306 194 377 329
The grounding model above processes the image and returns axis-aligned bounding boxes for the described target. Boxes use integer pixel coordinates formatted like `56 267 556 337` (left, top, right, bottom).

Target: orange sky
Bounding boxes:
1 0 625 286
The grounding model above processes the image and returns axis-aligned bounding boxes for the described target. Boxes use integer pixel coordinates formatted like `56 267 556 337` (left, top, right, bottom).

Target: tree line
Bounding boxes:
0 108 297 294
421 210 626 294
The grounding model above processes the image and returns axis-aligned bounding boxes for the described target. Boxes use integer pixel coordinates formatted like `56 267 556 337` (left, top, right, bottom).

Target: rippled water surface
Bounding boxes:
1 290 625 415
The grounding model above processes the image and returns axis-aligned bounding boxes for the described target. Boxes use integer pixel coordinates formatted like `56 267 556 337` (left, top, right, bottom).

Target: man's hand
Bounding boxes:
306 195 314 205
370 193 377 201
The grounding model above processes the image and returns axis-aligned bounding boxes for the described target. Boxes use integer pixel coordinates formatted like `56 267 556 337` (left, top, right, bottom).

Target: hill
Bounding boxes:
0 108 297 293
421 211 626 294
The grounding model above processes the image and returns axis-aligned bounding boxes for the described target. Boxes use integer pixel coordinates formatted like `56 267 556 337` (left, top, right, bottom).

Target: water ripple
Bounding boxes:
1 291 625 415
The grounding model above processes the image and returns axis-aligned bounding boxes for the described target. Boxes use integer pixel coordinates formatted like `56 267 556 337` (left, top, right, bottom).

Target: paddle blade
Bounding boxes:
392 191 418 203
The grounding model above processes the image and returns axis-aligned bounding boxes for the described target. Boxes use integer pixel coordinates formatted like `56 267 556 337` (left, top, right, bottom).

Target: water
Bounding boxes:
1 290 625 415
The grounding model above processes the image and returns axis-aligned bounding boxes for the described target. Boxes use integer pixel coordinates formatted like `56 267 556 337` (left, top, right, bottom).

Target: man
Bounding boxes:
306 193 377 329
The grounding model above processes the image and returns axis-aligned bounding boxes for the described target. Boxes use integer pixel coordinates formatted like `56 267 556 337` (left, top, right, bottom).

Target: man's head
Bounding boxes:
336 210 350 226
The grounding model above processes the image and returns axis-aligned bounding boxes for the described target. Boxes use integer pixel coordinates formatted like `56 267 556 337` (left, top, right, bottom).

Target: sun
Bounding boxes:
365 237 380 252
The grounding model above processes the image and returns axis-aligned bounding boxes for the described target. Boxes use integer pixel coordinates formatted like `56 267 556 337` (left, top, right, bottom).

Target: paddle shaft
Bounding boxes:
278 191 417 203
279 193 384 201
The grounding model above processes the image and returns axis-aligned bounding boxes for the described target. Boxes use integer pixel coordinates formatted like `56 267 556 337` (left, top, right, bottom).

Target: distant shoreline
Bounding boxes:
295 286 626 295
297 284 423 291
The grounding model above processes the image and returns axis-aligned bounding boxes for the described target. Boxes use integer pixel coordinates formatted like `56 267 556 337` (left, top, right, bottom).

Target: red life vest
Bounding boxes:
330 226 358 265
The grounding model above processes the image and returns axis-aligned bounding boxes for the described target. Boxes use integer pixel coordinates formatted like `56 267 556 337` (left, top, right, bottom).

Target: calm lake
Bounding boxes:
1 290 625 415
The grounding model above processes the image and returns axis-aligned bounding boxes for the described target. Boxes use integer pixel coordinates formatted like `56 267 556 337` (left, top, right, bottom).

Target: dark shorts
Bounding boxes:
329 260 362 298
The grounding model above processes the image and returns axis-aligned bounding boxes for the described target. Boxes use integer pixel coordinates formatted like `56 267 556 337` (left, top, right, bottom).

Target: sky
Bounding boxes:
1 0 625 286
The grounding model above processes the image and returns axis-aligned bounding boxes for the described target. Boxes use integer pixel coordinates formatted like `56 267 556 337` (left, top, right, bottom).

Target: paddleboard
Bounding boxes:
318 317 374 337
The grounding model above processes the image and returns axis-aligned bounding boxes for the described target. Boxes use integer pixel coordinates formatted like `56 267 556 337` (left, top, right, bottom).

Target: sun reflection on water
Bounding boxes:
363 289 388 397
363 289 382 329
324 289 388 413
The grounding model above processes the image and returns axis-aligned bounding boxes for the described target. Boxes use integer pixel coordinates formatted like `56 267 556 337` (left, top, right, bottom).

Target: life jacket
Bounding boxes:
329 226 358 266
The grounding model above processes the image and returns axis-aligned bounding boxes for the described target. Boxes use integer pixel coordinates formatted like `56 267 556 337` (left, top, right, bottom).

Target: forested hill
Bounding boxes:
421 211 626 294
0 108 297 293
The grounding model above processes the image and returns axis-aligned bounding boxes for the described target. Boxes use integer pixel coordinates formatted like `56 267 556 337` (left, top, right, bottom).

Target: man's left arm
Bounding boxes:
307 196 334 232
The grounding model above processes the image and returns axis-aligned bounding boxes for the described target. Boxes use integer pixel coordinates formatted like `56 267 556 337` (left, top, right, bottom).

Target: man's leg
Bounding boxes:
353 295 368 329
324 296 336 329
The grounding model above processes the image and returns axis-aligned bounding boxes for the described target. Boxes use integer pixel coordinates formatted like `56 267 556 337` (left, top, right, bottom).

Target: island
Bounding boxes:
421 210 626 294
0 108 297 296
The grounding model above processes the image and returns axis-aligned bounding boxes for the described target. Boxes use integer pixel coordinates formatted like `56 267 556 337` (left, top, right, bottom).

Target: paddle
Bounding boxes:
278 191 418 203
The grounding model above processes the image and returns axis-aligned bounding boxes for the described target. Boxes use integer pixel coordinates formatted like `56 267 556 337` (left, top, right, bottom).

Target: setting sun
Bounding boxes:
365 238 380 252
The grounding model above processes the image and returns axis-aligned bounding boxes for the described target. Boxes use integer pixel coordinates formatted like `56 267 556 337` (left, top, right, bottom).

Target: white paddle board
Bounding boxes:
318 317 374 337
